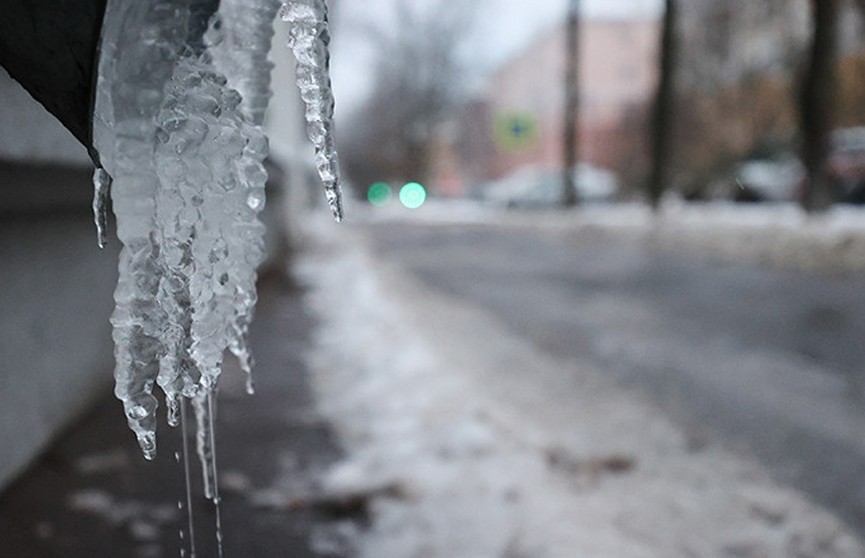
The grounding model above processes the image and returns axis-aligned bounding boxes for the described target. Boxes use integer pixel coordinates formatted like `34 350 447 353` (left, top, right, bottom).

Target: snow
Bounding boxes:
358 199 865 272
67 489 178 550
298 209 865 558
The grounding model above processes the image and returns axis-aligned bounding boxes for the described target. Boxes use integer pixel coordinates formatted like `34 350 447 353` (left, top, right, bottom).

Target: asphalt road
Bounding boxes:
366 220 865 538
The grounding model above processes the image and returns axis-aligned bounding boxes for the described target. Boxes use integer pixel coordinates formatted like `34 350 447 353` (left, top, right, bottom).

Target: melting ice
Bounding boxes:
280 0 344 221
92 0 342 553
92 0 342 522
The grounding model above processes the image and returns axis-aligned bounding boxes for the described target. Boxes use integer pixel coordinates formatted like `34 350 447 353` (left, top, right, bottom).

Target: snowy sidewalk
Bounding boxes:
300 213 865 558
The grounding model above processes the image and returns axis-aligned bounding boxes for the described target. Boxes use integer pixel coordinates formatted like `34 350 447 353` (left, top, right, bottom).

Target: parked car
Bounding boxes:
731 156 804 203
829 127 865 204
730 129 865 205
481 164 618 208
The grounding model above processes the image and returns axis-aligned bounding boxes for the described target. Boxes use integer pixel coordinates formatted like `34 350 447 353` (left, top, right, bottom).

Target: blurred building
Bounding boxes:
430 1 865 200
429 16 660 197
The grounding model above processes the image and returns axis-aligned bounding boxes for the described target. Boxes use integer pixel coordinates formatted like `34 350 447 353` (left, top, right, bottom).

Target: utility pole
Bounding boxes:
562 0 580 207
647 0 678 210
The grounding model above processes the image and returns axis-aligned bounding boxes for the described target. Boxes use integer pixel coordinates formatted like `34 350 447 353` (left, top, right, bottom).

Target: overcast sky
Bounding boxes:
330 0 663 115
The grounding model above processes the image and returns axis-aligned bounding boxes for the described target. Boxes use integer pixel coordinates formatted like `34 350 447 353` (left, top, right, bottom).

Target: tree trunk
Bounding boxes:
800 0 840 212
562 0 580 207
647 0 678 210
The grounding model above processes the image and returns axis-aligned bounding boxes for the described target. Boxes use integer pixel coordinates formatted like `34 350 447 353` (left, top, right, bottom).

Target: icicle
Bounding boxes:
280 0 344 222
101 10 268 460
92 167 111 249
104 0 189 462
166 393 181 428
96 0 338 512
229 334 256 395
207 0 281 126
192 392 216 501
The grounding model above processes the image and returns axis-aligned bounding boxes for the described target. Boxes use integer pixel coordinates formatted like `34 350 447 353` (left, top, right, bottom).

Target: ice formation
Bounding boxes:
280 0 344 221
92 168 111 249
93 0 341 456
209 0 281 127
91 0 341 551
100 50 268 464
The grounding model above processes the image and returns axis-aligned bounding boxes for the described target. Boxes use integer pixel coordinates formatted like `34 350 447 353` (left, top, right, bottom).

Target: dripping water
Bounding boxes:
208 392 224 558
181 398 197 558
193 393 216 501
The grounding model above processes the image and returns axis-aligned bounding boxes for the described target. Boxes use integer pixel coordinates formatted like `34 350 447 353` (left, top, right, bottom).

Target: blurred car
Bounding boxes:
829 127 865 204
729 129 865 205
481 164 618 208
731 156 804 203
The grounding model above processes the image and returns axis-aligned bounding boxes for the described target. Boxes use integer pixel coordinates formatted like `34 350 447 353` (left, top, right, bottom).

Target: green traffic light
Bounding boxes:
367 182 393 207
399 182 427 209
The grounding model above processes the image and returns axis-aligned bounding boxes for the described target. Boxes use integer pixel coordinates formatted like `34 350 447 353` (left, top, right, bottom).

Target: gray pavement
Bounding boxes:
365 221 865 538
0 273 359 558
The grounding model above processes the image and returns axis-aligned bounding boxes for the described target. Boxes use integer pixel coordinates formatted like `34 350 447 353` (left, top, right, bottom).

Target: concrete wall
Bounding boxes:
0 71 90 165
0 164 117 489
0 66 116 490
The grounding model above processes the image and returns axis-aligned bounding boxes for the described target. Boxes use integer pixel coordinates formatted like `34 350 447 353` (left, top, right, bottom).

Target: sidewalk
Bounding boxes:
0 272 359 558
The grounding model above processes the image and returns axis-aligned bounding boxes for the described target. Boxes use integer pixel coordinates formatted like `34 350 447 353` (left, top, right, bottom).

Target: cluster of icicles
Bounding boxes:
90 0 340 552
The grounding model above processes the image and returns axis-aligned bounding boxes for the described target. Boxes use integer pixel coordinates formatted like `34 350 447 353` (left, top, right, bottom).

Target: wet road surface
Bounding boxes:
367 221 865 537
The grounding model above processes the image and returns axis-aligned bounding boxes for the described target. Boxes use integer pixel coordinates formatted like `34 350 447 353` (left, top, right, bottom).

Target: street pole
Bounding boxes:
647 0 678 210
562 0 580 207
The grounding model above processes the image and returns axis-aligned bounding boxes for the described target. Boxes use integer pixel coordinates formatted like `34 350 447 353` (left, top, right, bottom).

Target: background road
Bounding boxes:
365 220 865 537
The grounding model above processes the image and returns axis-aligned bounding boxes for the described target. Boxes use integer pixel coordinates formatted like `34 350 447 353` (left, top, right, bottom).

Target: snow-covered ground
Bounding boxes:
354 198 865 272
296 205 865 558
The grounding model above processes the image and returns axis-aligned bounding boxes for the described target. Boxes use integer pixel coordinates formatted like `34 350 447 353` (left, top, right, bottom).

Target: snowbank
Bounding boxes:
356 199 865 272
297 215 864 558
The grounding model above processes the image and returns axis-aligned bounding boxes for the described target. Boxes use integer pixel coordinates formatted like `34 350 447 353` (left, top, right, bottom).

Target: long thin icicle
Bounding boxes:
280 0 344 222
92 168 111 249
207 0 281 395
